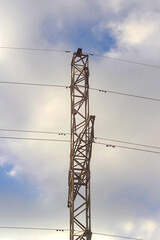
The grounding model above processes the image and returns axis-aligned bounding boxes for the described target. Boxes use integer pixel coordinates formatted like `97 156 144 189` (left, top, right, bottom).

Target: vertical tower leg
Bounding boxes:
68 49 95 240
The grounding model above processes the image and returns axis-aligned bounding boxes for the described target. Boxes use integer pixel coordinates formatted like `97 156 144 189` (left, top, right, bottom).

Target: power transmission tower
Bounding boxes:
68 48 95 240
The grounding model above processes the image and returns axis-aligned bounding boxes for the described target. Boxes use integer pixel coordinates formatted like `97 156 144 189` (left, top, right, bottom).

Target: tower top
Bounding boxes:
76 48 82 56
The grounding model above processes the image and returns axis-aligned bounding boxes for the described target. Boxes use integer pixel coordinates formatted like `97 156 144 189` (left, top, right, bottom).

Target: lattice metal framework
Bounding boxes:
68 49 95 240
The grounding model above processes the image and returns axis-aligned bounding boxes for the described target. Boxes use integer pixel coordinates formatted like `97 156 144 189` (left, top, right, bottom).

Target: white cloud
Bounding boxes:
7 169 16 177
121 221 134 233
141 219 157 232
113 18 157 45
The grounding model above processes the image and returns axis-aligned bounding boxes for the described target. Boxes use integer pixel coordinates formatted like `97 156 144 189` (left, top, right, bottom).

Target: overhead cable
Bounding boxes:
0 136 70 143
0 135 160 155
95 137 160 150
0 81 159 102
95 141 160 154
92 53 160 69
0 128 69 136
0 46 73 53
0 46 160 69
0 81 68 88
93 231 143 240
0 226 143 240
90 87 160 102
0 128 159 150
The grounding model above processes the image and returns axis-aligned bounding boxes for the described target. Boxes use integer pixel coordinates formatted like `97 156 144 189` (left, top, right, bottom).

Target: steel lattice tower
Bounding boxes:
68 48 95 240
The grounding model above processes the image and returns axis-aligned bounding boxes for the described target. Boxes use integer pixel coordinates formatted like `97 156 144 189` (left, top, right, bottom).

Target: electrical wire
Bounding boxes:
89 87 160 102
0 136 70 143
0 226 67 232
95 141 160 154
0 81 68 88
0 226 143 240
92 53 160 69
0 128 159 150
0 46 160 70
0 80 159 102
93 231 143 240
95 137 160 150
0 135 160 155
0 128 69 136
0 46 74 53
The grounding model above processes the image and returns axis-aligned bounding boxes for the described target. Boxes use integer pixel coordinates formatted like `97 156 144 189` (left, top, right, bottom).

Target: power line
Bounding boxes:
93 231 143 240
0 226 143 240
0 81 68 88
93 53 160 69
95 137 160 150
0 46 160 70
0 135 160 155
0 80 159 102
90 87 160 102
0 136 70 143
95 141 160 154
0 226 67 232
0 128 69 136
0 128 159 150
0 46 74 53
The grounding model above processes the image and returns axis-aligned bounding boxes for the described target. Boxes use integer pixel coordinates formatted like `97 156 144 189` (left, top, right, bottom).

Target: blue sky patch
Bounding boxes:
41 16 116 54
0 162 39 201
68 25 116 53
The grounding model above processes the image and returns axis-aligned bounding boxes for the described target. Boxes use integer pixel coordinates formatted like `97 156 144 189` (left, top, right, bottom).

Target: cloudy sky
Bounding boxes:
0 0 160 239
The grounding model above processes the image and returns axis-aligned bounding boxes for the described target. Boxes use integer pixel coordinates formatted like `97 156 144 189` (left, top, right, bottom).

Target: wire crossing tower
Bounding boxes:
68 48 95 240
